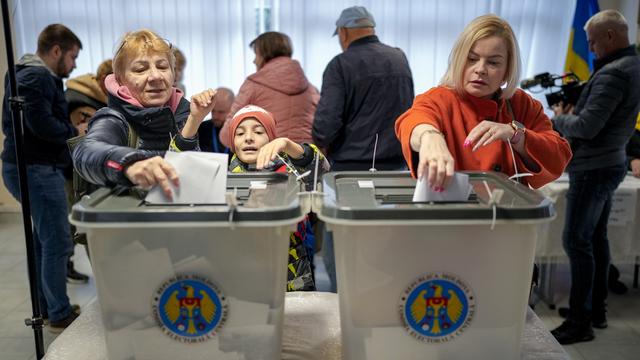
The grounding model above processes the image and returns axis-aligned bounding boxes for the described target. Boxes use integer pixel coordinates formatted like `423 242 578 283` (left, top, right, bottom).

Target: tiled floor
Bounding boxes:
0 213 94 360
0 211 639 359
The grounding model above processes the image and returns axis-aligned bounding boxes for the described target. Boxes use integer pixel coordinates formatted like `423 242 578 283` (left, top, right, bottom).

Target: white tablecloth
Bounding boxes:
536 174 640 262
43 292 567 360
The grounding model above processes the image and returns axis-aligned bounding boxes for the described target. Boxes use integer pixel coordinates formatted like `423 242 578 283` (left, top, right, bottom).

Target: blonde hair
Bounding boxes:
172 47 186 69
440 14 521 99
113 29 175 81
96 59 113 80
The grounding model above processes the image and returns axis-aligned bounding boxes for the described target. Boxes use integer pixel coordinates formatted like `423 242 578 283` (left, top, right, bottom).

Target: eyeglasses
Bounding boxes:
114 36 173 58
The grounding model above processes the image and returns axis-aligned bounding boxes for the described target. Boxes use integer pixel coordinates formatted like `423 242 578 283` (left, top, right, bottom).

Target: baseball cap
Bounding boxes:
333 6 376 36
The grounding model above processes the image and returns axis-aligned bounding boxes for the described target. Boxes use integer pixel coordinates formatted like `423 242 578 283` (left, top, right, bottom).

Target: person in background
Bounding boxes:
312 6 415 293
198 87 234 153
1 24 83 332
551 10 640 344
64 58 113 284
172 47 186 93
72 29 216 199
66 59 112 134
219 31 319 146
313 6 414 171
227 105 330 291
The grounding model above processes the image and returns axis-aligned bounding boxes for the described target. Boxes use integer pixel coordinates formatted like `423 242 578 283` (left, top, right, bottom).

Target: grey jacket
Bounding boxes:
553 45 640 172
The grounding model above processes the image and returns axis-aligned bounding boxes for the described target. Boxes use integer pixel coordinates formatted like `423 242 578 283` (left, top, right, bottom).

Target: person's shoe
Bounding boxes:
558 307 607 329
592 312 608 329
67 260 89 284
609 280 628 295
43 304 80 326
552 320 595 345
558 307 570 319
48 305 81 333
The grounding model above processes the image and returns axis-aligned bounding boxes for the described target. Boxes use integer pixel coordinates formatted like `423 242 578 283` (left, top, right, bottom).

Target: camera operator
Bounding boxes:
550 10 640 345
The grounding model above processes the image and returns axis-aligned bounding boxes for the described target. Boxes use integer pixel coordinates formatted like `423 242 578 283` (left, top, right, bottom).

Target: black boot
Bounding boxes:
551 319 595 345
66 259 89 284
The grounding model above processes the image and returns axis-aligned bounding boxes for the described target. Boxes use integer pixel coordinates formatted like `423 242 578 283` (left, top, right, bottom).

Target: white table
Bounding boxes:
43 292 568 360
536 174 640 262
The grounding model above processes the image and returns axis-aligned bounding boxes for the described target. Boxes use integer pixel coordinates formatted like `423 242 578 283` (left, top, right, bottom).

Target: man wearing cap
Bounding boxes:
313 6 413 172
312 6 414 292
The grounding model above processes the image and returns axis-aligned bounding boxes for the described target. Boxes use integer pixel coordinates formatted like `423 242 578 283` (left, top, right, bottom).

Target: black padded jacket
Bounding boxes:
553 45 640 172
72 93 198 186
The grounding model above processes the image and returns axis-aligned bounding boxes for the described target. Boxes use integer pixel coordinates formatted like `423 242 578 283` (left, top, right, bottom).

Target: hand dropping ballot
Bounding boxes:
146 151 228 204
413 172 472 202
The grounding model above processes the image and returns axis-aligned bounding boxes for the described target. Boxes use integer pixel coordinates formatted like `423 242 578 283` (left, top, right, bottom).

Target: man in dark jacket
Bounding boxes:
1 24 82 331
312 6 414 293
551 10 640 344
312 5 414 172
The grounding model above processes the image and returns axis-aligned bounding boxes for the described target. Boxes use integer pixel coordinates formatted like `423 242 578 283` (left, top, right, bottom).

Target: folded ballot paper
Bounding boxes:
146 151 228 204
413 172 472 202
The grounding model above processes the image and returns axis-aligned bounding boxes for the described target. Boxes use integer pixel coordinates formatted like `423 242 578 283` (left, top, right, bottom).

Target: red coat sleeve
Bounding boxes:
395 88 446 177
511 90 572 188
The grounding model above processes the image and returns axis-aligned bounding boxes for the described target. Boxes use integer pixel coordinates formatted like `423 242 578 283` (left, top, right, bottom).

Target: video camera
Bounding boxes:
520 72 586 107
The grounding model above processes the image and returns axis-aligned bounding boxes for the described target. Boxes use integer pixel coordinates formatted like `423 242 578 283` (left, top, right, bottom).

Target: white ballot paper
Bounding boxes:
413 172 472 202
145 151 228 204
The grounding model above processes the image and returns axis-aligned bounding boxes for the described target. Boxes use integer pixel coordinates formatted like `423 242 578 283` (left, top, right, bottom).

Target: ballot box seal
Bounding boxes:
399 272 475 343
152 274 228 342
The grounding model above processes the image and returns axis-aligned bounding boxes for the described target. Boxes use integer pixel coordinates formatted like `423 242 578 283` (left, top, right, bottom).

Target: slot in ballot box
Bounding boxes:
316 171 555 360
70 173 304 360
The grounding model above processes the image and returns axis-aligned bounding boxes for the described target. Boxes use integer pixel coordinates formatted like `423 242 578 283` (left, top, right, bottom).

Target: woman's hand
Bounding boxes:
124 156 179 199
411 125 455 191
256 138 304 170
465 121 514 152
181 88 217 138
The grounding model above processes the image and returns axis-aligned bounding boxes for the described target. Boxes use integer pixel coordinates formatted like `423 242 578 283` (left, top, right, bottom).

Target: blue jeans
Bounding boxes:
2 163 74 322
322 225 337 293
562 164 626 323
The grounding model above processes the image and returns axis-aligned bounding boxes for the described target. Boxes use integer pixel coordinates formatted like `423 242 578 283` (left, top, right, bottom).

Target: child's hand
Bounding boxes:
181 88 217 138
256 138 289 169
189 88 217 123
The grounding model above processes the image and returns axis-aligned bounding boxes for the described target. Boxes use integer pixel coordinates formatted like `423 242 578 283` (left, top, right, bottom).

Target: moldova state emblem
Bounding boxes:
152 275 228 343
399 272 475 343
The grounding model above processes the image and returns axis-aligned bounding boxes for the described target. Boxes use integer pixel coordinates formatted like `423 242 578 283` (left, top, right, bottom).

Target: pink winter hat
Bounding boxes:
227 105 277 152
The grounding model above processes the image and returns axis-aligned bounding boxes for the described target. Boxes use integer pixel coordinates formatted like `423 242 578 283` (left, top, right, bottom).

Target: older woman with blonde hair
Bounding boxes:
395 14 571 190
73 29 216 198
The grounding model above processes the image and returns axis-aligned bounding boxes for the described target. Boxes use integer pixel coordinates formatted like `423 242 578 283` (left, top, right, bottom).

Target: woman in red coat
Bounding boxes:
395 15 571 190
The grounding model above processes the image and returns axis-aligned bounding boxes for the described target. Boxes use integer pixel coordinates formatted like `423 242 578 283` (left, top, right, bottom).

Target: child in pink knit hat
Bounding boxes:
227 105 330 291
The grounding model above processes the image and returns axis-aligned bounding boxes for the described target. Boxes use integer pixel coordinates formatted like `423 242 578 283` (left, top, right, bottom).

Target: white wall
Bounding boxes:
599 0 639 43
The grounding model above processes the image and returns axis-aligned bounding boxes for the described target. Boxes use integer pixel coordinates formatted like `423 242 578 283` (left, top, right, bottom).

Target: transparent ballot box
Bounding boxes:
316 171 555 360
70 173 304 360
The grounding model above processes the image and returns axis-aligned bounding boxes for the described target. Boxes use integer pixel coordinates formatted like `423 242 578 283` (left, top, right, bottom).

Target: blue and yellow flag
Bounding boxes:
564 0 600 81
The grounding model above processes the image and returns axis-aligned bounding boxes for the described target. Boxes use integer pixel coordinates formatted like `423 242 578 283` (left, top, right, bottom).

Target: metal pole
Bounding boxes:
0 0 45 358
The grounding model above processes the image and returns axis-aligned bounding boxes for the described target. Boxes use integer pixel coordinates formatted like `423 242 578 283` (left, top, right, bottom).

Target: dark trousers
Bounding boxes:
562 164 626 322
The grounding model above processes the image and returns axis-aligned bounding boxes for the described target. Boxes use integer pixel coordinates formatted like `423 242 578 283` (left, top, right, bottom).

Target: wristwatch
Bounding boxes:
509 121 526 144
